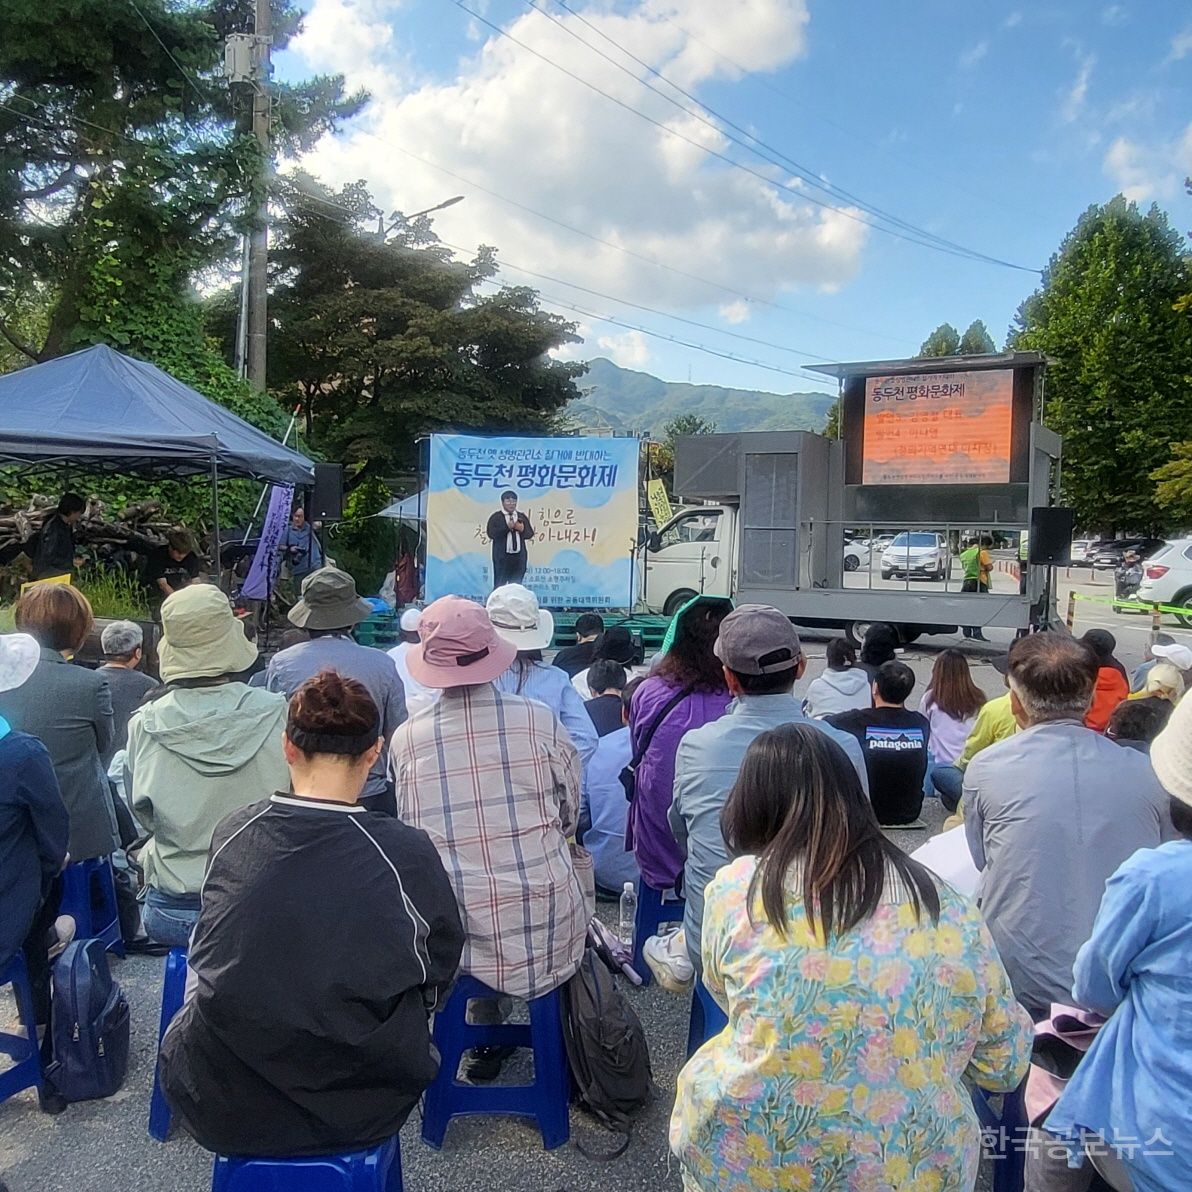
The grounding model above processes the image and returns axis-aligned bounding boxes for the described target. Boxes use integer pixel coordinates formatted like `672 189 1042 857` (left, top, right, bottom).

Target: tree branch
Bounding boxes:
19 166 78 201
0 318 41 363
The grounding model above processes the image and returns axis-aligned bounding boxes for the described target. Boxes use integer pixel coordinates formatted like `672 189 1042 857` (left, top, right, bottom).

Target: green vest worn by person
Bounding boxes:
1018 533 1029 563
961 545 982 581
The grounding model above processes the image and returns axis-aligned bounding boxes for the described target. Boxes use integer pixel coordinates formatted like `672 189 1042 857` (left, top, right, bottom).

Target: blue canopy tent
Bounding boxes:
0 344 315 570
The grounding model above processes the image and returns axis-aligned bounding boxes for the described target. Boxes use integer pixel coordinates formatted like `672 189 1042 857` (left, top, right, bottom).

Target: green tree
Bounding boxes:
958 319 996 355
222 177 586 477
0 0 361 364
1009 196 1192 532
823 399 841 438
917 323 961 357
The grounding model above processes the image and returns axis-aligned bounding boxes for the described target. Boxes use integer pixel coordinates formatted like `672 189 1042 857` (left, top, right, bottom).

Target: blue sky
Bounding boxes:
278 1 1192 396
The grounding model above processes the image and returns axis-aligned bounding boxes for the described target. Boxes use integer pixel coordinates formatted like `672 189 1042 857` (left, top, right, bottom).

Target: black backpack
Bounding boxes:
43 939 131 1105
561 947 653 1158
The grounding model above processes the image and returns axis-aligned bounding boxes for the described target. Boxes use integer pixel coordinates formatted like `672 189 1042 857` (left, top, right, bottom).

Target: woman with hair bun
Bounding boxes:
160 669 464 1159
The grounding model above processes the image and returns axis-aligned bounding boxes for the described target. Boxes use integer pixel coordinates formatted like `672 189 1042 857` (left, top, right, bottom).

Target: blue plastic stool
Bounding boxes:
631 878 685 987
685 980 728 1058
148 947 189 1141
0 951 42 1106
971 1080 1027 1192
59 857 124 957
421 975 569 1151
212 1136 402 1191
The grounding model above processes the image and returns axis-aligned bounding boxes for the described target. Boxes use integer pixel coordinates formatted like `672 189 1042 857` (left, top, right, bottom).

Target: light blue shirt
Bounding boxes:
493 660 598 770
668 694 870 972
579 726 638 893
1046 840 1192 1192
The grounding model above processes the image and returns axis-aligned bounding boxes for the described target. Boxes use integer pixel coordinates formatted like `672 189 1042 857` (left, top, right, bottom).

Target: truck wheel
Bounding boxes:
881 570 893 581
844 621 871 650
898 628 922 644
663 589 698 618
843 555 860 572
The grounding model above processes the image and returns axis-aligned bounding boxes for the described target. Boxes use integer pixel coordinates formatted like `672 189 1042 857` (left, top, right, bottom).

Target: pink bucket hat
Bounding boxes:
406 596 516 689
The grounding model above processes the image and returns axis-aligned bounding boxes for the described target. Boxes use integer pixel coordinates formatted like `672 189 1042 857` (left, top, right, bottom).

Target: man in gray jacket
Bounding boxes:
668 606 869 977
964 632 1174 1020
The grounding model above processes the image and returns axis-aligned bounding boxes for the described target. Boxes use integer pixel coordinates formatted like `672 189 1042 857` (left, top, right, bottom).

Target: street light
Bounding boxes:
380 195 465 238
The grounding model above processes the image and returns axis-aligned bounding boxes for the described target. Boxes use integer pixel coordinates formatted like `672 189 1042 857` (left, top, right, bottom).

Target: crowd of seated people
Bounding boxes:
4 577 1191 1192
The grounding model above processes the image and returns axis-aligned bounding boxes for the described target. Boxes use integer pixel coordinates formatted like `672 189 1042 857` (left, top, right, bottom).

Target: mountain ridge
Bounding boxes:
566 357 835 437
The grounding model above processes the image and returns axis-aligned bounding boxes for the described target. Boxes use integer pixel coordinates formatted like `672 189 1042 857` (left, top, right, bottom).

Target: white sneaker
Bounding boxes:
643 927 694 993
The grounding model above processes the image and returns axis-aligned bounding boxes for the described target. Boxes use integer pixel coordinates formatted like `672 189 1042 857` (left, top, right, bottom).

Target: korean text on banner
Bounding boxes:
241 484 294 601
646 479 673 529
425 435 640 608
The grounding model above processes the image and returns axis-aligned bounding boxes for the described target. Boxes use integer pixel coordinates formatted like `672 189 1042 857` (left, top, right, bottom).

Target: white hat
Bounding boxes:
0 633 41 694
400 607 422 633
1151 641 1192 671
486 584 555 652
1151 689 1192 806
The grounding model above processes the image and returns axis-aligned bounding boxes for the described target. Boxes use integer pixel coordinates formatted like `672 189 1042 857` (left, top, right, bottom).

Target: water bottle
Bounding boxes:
618 881 637 949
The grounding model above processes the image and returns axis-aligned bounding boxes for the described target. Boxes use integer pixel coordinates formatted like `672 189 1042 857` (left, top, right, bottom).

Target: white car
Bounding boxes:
881 532 950 581
843 541 870 572
1070 538 1098 565
1135 538 1192 625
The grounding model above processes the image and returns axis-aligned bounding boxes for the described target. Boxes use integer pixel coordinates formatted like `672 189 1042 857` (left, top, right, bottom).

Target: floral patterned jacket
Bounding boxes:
670 855 1032 1192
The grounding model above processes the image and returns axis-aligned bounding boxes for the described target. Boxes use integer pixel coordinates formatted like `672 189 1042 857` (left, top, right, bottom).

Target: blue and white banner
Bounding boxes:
241 484 293 600
425 434 639 607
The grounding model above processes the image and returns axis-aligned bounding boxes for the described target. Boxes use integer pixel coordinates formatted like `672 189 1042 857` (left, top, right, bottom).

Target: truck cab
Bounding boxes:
641 505 735 615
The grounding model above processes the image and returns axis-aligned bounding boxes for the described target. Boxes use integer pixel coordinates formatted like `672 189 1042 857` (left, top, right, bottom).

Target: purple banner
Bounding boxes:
241 484 294 600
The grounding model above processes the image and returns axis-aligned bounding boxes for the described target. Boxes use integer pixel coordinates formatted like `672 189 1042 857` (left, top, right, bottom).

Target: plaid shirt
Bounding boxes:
389 683 586 1000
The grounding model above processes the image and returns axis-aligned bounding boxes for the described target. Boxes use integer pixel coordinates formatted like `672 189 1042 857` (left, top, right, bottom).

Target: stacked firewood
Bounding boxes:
0 495 174 555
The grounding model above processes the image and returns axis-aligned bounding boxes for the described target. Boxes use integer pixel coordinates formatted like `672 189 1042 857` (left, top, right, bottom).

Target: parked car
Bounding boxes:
843 541 870 572
870 533 897 553
1070 538 1100 565
881 532 950 581
1089 538 1165 570
1135 539 1192 625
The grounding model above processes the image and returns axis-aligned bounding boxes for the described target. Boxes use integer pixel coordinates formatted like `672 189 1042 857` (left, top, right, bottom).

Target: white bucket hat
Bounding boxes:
486 584 555 652
0 633 41 694
400 607 423 633
1151 689 1192 806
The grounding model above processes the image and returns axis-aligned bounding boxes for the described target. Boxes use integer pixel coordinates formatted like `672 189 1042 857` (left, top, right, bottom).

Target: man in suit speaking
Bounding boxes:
487 490 534 589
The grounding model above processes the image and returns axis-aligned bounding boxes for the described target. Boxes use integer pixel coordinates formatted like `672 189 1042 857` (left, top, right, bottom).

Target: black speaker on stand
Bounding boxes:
310 463 344 522
1028 507 1074 631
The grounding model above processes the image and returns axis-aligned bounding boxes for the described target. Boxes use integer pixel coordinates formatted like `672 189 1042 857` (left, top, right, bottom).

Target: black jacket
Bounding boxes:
553 640 597 678
0 732 68 967
160 793 464 1156
30 515 76 579
486 509 534 560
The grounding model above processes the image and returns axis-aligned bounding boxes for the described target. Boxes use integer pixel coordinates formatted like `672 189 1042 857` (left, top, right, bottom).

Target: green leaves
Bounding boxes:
1011 197 1192 533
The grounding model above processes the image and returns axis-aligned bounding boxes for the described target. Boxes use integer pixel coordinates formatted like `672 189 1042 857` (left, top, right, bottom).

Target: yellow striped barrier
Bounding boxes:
1066 591 1187 633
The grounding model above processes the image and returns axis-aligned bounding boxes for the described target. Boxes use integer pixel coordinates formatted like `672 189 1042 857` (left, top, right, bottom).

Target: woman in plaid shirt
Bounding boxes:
390 597 588 1005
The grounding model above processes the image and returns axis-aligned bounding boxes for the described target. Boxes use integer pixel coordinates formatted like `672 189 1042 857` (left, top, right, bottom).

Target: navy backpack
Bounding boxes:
44 939 130 1104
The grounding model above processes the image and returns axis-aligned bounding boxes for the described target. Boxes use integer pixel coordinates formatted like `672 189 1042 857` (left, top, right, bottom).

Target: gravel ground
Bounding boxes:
1 632 1069 1192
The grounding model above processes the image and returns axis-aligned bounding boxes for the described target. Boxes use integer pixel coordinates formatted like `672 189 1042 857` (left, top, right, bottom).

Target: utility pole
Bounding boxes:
246 0 272 390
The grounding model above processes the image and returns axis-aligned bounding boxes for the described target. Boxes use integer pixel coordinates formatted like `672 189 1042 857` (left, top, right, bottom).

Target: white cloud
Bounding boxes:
1103 123 1192 202
595 330 650 368
718 300 751 324
1100 5 1127 25
1167 25 1192 63
1060 52 1095 123
288 0 868 315
288 0 402 98
1004 10 1023 28
959 40 989 68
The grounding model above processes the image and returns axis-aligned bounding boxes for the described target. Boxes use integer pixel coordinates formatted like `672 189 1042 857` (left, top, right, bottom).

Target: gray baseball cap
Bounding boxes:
714 604 802 675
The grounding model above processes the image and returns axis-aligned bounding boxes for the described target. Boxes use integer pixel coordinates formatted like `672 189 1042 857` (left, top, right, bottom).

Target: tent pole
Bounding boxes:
210 447 223 592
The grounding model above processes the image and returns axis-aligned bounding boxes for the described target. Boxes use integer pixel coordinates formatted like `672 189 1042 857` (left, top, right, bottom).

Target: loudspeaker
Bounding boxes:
310 463 344 521
1029 507 1074 566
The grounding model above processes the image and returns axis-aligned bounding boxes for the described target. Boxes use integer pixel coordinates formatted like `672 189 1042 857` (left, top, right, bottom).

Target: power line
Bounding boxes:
456 0 1038 272
127 0 212 107
439 238 836 362
535 0 1009 265
347 134 908 346
546 0 1036 263
476 278 836 388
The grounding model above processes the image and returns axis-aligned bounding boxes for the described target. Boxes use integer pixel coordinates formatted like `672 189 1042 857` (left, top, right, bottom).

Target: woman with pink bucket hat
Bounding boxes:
388 596 590 1081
